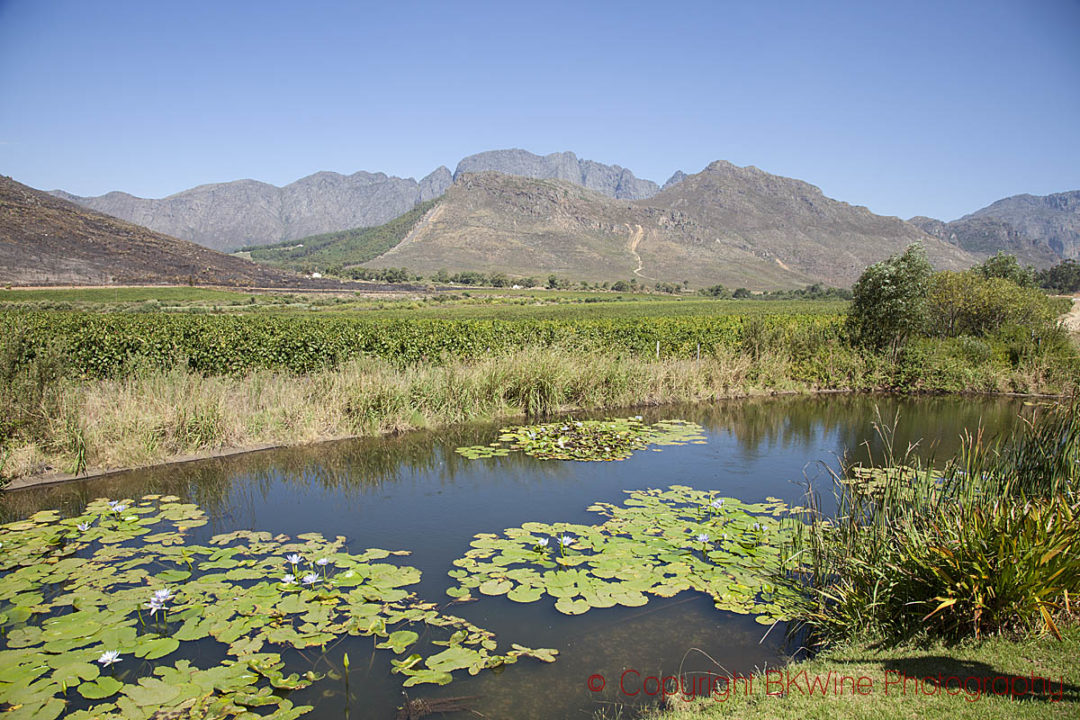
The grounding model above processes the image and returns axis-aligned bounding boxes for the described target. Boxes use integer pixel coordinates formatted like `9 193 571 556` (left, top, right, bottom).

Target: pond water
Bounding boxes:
1 394 1026 719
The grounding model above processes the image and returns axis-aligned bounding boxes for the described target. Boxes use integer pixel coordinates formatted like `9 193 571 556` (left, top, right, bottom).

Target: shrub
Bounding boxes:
845 244 933 350
925 271 1060 338
972 251 1036 288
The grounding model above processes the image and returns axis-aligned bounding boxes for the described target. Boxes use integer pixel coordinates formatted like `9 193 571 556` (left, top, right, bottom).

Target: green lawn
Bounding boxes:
644 624 1079 720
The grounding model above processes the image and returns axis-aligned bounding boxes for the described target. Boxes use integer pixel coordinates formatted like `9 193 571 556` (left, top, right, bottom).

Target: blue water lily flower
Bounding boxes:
696 533 711 543
286 553 303 565
301 573 319 586
711 498 725 510
77 522 91 532
315 557 330 567
152 588 174 602
557 535 574 547
97 651 121 666
144 597 166 615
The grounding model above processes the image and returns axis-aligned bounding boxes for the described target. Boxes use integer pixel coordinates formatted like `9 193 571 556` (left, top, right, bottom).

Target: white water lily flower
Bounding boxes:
152 588 174 602
536 537 550 548
281 574 297 585
144 597 166 615
557 535 574 547
77 522 91 532
315 557 330 567
711 499 725 509
97 650 121 666
301 573 319 586
286 554 303 565
696 533 711 543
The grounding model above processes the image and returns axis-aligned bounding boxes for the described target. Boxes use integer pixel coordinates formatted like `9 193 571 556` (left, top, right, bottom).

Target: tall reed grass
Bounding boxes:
0 346 828 481
786 401 1080 644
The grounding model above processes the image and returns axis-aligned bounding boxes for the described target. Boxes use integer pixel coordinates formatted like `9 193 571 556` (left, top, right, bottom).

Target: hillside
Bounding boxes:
51 167 454 252
360 163 974 288
0 175 353 287
242 199 440 269
908 215 1060 267
910 190 1080 265
965 190 1080 259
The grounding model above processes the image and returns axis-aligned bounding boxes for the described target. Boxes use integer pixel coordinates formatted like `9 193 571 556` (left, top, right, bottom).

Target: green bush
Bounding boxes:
845 244 933 350
926 271 1060 338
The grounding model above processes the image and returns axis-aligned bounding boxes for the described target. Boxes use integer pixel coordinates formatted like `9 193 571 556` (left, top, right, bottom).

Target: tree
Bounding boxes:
732 287 751 299
845 243 933 350
699 284 730 298
547 274 560 289
972 251 1036 288
1036 259 1080 293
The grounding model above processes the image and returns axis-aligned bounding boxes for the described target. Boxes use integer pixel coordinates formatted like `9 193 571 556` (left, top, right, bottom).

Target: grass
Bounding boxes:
0 346 820 481
639 623 1080 720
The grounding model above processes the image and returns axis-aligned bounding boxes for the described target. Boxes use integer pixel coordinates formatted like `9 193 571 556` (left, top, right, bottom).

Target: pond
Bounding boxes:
0 394 1026 719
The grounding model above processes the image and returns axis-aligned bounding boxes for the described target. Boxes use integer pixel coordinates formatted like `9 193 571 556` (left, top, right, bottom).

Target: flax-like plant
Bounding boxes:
785 400 1080 644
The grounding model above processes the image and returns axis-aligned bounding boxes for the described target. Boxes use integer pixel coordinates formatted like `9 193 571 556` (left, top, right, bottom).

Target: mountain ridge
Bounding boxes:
360 162 973 288
908 189 1079 266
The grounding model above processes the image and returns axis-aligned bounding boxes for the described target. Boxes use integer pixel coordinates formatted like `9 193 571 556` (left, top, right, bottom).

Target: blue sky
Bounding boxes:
0 0 1077 220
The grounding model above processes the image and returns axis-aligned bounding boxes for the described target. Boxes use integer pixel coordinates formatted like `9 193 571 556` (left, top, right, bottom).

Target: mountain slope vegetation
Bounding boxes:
239 199 440 269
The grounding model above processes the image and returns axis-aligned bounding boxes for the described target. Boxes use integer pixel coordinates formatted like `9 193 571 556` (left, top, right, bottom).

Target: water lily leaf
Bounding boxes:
554 597 590 615
477 579 512 596
123 676 182 706
401 669 454 687
506 585 543 603
136 637 180 660
78 675 123 699
377 630 419 654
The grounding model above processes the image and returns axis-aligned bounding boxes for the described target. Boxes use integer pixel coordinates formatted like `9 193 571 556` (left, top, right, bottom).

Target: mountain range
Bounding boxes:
50 150 1080 272
17 149 1076 289
359 161 972 288
50 150 669 252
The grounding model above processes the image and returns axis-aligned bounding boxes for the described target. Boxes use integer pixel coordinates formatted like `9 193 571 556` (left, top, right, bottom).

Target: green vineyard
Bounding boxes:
0 310 844 378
